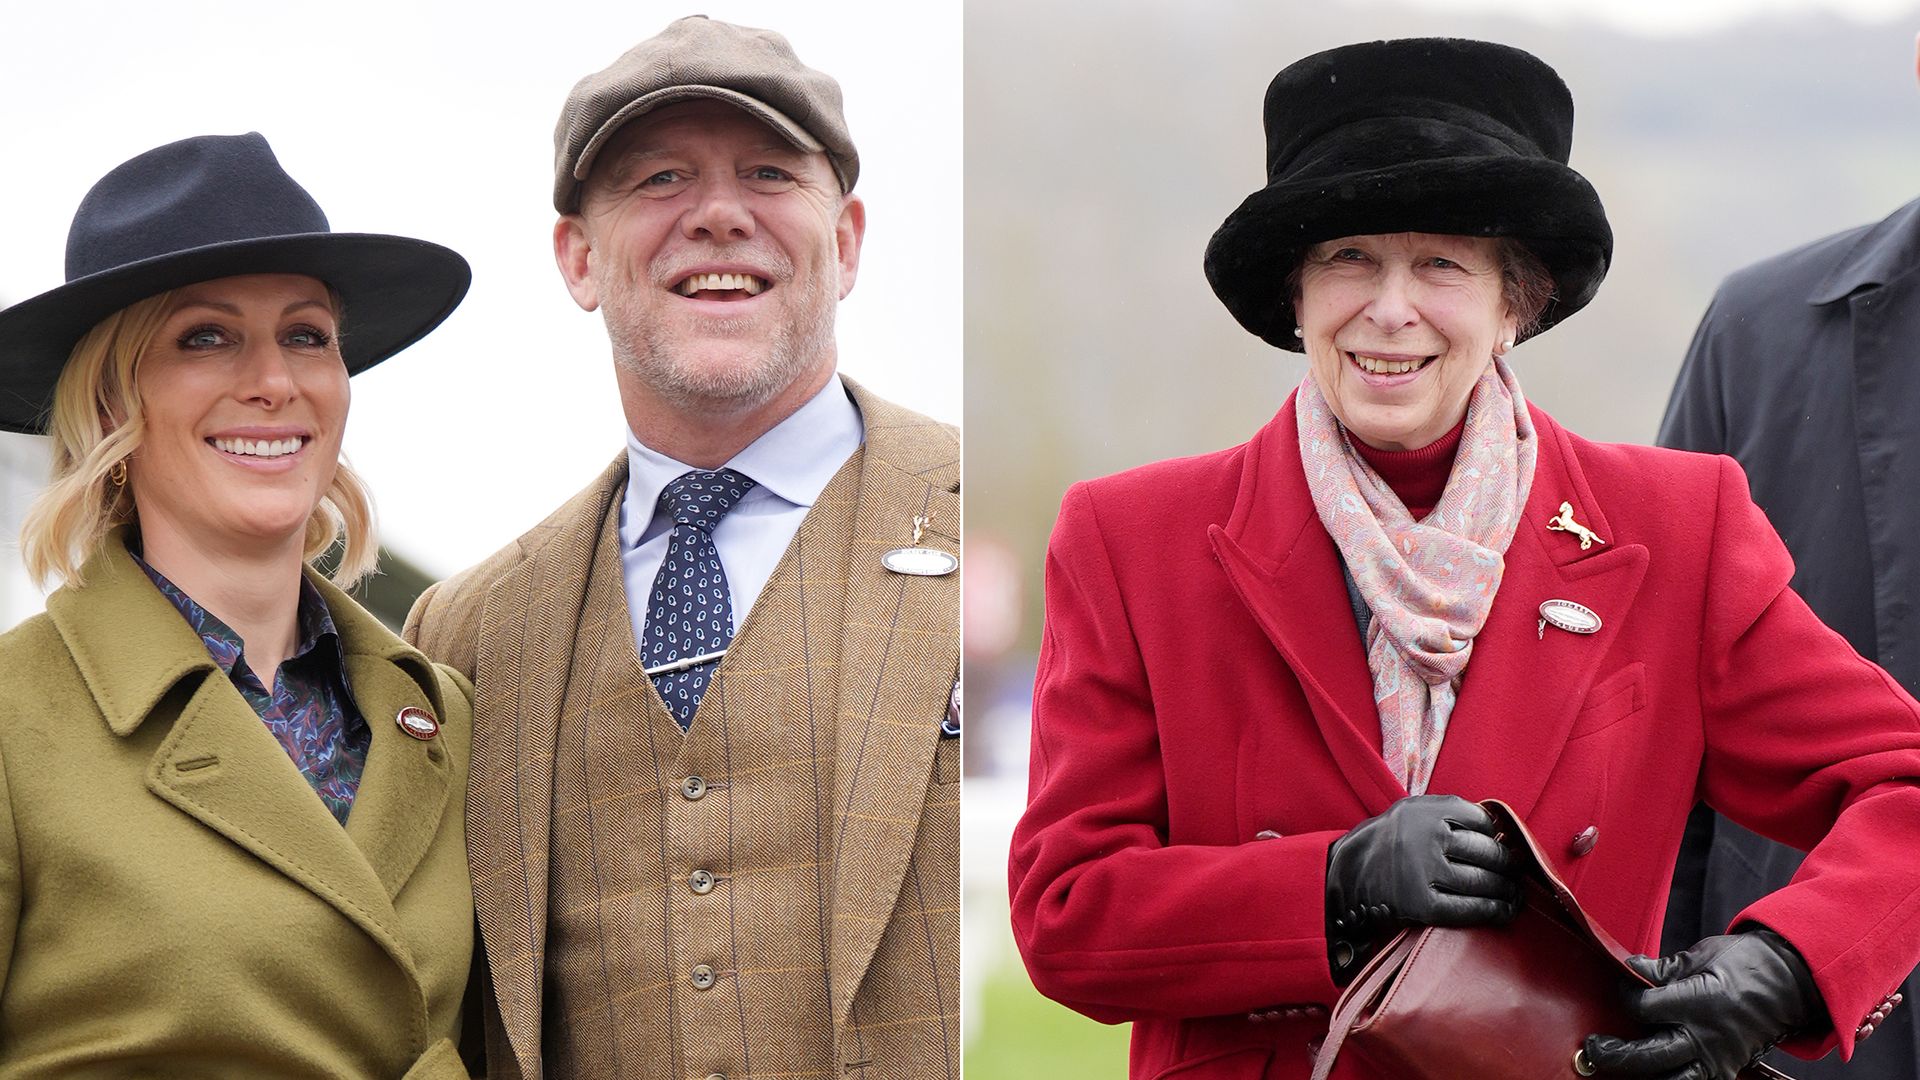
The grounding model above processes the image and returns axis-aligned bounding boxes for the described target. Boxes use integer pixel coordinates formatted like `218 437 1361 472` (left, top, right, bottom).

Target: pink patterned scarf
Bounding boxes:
1296 358 1537 795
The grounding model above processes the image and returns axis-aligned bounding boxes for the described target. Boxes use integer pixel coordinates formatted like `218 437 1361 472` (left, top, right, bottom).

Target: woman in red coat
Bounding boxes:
1009 38 1920 1080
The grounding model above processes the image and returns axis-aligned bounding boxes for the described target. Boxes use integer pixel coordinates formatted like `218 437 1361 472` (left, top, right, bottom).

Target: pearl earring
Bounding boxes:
1293 326 1305 339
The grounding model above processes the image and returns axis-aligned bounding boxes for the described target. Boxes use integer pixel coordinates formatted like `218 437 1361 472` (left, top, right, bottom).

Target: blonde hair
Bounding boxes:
19 289 379 589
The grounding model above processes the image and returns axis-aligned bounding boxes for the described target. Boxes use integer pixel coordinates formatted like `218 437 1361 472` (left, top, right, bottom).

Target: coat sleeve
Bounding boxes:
1692 455 1920 1059
1008 482 1344 1024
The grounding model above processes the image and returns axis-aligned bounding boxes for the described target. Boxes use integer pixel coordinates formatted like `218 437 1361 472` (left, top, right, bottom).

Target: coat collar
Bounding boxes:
1209 394 1646 818
45 528 455 1009
1808 197 1920 305
47 529 447 739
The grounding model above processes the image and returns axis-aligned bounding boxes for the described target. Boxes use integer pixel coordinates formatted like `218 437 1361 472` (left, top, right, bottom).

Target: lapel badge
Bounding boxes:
1547 501 1605 550
882 514 958 577
942 678 961 738
395 706 440 741
1538 599 1602 640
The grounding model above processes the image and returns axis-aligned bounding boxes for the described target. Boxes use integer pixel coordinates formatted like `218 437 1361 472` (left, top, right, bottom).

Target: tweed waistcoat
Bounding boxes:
544 452 854 1079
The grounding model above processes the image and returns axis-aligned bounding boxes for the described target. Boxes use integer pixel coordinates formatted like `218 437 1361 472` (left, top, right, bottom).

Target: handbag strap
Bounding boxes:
1309 929 1422 1080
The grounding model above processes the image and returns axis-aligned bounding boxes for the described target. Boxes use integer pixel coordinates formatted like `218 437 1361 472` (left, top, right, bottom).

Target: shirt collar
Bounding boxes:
620 374 865 550
133 553 346 682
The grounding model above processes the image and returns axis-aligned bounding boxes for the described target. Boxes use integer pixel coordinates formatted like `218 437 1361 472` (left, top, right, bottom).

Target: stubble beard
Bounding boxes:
600 253 838 417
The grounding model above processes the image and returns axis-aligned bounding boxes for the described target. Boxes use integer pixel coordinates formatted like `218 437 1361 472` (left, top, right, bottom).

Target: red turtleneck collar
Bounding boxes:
1351 416 1467 520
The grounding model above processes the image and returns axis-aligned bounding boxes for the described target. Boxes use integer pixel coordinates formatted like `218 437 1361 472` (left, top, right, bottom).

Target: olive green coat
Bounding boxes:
0 536 475 1078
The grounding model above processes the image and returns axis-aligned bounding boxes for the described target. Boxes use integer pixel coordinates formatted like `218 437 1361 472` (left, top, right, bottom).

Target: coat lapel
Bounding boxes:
49 535 444 982
1209 396 1405 814
337 645 455 900
467 458 625 1077
1428 409 1648 816
147 670 411 954
827 383 959 1029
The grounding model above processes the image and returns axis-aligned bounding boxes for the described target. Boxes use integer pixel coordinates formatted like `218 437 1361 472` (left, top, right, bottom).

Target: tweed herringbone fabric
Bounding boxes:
406 380 959 1080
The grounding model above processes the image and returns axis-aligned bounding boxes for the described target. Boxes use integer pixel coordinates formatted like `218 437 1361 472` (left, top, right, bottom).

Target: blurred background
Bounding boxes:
962 0 1920 1073
0 0 960 629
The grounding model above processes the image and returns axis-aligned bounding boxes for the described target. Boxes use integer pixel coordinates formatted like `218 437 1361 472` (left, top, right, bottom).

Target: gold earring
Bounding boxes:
109 458 127 486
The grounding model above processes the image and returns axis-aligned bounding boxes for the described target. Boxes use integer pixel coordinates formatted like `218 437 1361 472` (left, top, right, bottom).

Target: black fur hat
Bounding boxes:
1203 38 1613 352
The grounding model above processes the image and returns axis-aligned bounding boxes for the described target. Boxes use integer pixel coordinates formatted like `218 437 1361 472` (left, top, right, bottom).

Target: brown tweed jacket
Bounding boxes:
405 379 958 1080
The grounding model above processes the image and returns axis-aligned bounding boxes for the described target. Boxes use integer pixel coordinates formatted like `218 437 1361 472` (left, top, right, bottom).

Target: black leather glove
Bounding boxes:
1325 795 1520 982
1584 928 1822 1080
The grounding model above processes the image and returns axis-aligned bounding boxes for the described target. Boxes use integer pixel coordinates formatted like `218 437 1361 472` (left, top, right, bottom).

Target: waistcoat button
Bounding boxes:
691 964 716 990
690 869 717 894
682 775 707 800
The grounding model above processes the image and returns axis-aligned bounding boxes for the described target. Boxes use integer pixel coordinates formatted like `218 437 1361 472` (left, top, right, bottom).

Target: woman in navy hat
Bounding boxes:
1010 38 1920 1079
0 134 474 1077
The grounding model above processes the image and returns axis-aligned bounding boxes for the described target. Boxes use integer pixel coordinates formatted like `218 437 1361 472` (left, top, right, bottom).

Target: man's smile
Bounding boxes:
672 270 770 300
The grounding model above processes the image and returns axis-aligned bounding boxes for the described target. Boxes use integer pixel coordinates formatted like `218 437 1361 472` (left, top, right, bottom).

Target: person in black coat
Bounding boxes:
1659 58 1920 1071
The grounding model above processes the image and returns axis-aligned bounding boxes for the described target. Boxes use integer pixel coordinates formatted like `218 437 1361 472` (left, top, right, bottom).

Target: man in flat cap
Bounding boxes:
406 17 959 1079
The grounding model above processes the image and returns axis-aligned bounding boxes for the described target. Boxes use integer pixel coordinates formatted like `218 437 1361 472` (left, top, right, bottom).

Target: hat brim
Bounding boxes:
0 232 470 434
1203 156 1613 352
561 85 841 212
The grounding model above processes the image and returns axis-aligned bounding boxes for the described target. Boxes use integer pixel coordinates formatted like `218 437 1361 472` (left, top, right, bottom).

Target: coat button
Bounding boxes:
682 776 708 800
691 964 716 990
1333 941 1356 969
690 869 717 895
1570 826 1599 857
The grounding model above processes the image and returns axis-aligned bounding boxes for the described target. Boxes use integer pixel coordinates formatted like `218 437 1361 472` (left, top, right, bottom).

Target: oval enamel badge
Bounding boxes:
1539 599 1602 635
396 706 440 740
882 546 958 577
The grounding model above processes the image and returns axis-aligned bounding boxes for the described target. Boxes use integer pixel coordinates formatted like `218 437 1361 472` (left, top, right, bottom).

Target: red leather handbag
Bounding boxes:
1309 799 1792 1080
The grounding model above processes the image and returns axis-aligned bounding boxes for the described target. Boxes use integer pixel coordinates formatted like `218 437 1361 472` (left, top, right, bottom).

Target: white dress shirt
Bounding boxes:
619 376 865 660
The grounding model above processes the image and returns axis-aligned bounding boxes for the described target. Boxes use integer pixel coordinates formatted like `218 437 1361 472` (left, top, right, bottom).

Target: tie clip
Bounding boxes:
644 649 728 677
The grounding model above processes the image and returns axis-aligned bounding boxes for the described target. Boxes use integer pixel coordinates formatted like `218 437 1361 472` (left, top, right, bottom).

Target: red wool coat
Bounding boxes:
1009 396 1920 1080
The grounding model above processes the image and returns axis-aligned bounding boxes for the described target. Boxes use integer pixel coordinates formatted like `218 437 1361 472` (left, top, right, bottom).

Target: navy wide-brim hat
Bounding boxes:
0 132 471 434
1203 38 1613 352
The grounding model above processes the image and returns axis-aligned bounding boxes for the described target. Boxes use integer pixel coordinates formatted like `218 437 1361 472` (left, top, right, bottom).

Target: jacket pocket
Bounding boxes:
1567 662 1647 742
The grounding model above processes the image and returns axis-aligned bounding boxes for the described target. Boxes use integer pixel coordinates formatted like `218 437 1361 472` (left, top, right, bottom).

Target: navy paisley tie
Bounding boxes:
643 468 757 730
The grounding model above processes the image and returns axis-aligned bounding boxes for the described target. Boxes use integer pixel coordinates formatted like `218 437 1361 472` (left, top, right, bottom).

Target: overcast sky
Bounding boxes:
0 0 961 578
1382 0 1914 32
